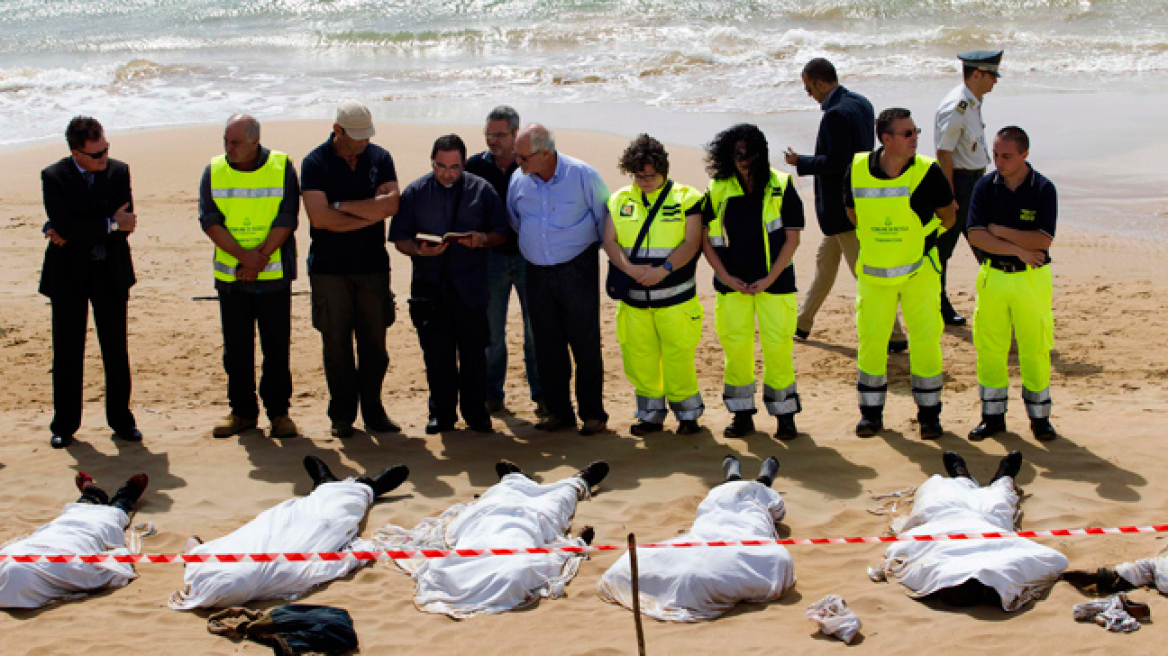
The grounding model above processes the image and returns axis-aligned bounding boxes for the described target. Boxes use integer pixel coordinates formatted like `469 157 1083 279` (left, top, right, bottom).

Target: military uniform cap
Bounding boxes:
958 49 1003 77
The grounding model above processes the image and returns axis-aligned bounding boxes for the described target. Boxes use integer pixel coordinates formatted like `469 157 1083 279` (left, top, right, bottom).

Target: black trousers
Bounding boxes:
309 273 392 426
50 263 134 437
410 285 490 426
218 287 292 420
937 168 985 297
526 247 607 424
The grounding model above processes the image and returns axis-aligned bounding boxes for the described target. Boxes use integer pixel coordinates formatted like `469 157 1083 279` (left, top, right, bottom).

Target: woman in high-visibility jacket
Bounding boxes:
700 124 804 440
603 135 705 435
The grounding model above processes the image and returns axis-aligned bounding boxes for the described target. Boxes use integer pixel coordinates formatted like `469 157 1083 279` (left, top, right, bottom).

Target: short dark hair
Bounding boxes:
996 125 1030 152
963 66 978 80
876 107 913 139
486 105 520 132
431 133 467 162
66 116 104 151
803 58 838 84
618 134 670 179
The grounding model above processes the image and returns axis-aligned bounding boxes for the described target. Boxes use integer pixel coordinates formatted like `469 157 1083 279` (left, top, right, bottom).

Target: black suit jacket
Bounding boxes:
39 157 136 299
796 86 875 236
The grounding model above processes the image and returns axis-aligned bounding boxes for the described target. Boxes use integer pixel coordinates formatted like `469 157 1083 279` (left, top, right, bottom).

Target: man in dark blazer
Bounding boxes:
785 58 907 351
40 116 141 448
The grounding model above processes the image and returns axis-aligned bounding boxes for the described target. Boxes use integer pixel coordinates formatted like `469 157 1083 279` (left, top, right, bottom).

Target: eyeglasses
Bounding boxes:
484 131 512 140
890 128 922 138
432 161 464 174
77 145 109 159
633 172 661 183
733 150 757 163
515 149 543 163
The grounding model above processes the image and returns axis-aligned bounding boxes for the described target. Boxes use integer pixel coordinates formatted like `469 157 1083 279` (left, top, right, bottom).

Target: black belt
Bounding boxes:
987 261 1045 274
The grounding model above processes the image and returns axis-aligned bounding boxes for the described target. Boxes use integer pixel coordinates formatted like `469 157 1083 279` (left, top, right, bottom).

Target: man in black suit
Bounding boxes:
784 58 906 351
40 116 141 448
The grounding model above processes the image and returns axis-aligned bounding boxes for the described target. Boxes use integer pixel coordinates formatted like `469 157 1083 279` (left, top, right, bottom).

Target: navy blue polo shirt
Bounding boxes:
301 134 398 275
967 164 1057 268
465 150 520 255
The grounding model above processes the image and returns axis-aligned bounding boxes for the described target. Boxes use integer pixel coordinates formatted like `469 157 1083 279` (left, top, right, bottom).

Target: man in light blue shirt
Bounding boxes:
507 124 610 435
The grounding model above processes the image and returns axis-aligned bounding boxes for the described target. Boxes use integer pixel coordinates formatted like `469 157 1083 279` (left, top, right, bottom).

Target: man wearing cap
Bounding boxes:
200 114 300 440
965 126 1059 442
783 57 907 352
934 49 1002 327
301 101 402 438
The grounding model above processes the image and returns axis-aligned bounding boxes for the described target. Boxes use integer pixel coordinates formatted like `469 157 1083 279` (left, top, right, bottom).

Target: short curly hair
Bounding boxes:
705 123 770 184
618 134 669 179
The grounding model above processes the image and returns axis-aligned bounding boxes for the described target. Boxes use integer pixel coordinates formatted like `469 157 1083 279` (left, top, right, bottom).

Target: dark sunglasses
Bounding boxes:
733 150 757 162
77 146 109 159
892 128 922 138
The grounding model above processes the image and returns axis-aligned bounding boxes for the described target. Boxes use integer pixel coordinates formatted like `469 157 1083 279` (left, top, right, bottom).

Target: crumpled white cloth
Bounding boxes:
597 481 794 622
1115 551 1168 593
169 480 375 610
0 503 137 609
872 475 1068 611
376 474 589 619
806 595 862 644
1073 594 1143 633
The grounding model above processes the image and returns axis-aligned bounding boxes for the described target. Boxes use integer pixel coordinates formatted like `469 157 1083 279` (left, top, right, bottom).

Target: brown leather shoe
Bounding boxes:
269 415 299 438
212 414 257 438
579 419 608 436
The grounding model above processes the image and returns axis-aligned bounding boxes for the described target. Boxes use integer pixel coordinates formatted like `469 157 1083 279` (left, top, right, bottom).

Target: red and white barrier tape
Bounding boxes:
2 524 1166 564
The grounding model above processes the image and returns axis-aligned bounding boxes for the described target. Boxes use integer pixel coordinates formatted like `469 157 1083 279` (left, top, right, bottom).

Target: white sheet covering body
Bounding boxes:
0 503 135 609
379 474 589 619
597 480 794 622
1115 551 1168 594
875 475 1068 611
169 480 375 610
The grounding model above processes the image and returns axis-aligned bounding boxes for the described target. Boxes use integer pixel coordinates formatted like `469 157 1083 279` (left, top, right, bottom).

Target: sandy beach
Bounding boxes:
1 116 1167 655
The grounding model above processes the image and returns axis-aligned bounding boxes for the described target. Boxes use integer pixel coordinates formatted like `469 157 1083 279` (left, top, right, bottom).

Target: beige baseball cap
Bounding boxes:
335 101 375 140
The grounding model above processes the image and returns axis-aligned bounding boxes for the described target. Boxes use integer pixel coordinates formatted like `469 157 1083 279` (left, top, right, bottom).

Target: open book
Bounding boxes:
415 231 474 244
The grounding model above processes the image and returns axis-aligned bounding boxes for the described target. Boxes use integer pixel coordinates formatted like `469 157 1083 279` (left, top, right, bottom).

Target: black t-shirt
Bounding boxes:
300 134 397 275
465 150 520 255
843 149 954 226
702 176 804 295
967 164 1057 267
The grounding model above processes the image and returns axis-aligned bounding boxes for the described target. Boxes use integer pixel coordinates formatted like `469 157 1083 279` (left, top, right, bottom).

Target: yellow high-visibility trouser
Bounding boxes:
973 263 1053 419
715 292 800 416
616 296 704 423
856 264 943 410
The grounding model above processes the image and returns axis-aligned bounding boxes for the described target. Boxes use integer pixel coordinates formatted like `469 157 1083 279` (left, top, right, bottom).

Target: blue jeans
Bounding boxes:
485 250 541 404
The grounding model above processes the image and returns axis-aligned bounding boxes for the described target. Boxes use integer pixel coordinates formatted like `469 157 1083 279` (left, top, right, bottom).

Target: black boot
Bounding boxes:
942 451 974 480
774 414 798 440
918 405 944 440
303 455 339 488
989 451 1023 484
576 461 610 488
941 293 966 326
359 465 409 498
630 420 664 437
723 411 755 438
495 459 524 480
756 456 780 488
110 474 149 513
722 455 742 482
1031 418 1059 441
676 419 701 435
855 408 883 437
968 414 1006 441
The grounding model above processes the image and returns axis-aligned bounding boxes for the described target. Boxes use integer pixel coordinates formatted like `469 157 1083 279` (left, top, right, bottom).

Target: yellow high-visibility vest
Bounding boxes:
850 152 943 285
705 169 790 273
210 151 288 282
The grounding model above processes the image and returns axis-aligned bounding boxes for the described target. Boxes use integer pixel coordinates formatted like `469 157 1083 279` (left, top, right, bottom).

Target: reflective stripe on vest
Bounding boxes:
850 153 939 284
626 278 696 302
610 182 699 264
706 169 790 273
209 151 288 283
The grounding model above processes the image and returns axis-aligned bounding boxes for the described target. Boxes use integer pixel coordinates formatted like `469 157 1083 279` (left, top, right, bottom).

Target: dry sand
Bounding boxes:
1 120 1166 655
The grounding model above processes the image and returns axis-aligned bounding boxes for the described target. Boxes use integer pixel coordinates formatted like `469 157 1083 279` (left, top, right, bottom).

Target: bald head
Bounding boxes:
515 123 557 180
223 113 261 168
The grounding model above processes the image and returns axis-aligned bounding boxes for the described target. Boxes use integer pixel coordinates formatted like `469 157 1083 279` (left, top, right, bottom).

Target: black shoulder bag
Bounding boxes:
605 181 673 301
